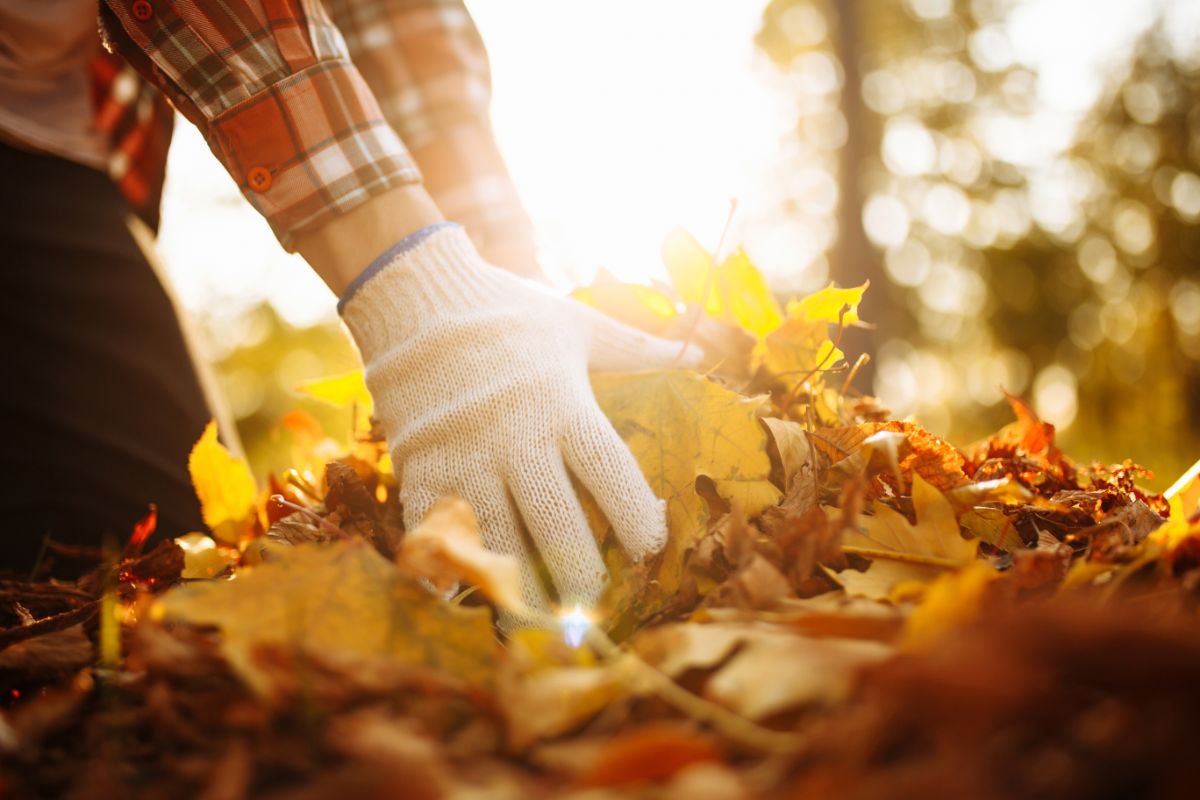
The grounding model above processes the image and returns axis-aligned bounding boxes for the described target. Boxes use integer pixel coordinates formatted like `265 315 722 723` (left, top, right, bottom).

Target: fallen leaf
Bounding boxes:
861 420 970 492
785 283 867 326
637 621 890 720
188 420 258 544
174 533 235 580
571 268 679 336
902 561 1001 650
760 314 839 389
577 723 721 788
826 561 940 602
661 228 783 337
590 371 781 613
398 497 525 614
155 541 499 697
705 630 891 719
500 661 632 751
294 369 372 411
843 474 978 566
1154 458 1200 549
831 475 978 599
763 417 816 498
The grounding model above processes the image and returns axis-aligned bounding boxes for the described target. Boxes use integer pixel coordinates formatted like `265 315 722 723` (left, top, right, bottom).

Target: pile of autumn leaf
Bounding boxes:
4 230 1200 799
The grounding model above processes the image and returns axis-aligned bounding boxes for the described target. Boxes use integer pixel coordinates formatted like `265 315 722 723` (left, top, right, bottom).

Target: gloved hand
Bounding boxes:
339 223 702 613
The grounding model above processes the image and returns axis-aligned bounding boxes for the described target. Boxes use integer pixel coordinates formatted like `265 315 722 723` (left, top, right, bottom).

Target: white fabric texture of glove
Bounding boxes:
339 223 701 613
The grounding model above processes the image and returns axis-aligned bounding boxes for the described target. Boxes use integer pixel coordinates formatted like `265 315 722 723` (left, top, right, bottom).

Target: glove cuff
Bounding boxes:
338 222 506 352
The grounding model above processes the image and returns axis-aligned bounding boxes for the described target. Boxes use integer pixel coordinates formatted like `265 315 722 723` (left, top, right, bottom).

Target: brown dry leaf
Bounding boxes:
0 624 92 676
633 622 749 679
500 661 633 751
188 420 258 544
826 560 941 602
861 420 970 492
590 370 781 613
763 417 816 503
705 630 892 720
155 541 499 697
325 708 451 794
397 497 525 614
766 594 906 642
705 552 793 610
636 622 890 720
809 425 867 464
946 478 1034 551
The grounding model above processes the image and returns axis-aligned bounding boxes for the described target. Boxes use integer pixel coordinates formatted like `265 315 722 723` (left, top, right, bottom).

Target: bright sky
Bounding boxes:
156 0 1188 329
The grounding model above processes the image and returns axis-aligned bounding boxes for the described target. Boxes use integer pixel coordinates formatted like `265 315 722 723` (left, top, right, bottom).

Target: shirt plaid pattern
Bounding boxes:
97 0 535 262
88 50 175 231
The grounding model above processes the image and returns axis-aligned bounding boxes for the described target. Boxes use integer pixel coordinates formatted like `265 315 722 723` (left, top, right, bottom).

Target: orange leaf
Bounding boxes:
578 724 721 788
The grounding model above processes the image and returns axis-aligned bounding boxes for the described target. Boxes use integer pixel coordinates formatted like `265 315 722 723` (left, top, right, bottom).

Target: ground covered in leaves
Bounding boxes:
3 231 1200 799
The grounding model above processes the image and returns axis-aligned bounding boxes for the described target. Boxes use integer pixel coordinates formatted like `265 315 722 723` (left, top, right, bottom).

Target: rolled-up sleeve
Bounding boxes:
324 0 538 274
100 0 422 250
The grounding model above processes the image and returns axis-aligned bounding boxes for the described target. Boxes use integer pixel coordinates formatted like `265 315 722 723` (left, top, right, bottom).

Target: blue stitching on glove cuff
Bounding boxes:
336 221 461 315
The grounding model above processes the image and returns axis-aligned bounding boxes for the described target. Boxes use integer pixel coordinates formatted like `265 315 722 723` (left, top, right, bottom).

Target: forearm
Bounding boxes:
294 184 443 295
325 0 540 277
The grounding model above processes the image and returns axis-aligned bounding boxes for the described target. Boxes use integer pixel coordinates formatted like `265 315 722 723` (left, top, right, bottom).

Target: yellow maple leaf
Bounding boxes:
590 371 781 611
661 228 782 337
757 283 869 393
846 474 975 564
571 268 679 336
1152 457 1200 549
155 541 498 697
832 474 978 600
188 420 258 544
785 282 867 326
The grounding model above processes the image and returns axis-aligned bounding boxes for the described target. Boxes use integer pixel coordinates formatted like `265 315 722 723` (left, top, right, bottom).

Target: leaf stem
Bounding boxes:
674 198 739 367
580 619 810 754
840 545 963 570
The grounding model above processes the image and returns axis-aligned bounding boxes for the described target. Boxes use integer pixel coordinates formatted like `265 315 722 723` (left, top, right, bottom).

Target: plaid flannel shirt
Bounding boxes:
96 0 534 263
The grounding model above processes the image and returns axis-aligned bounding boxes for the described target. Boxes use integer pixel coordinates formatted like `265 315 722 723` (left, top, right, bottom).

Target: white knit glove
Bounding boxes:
339 223 701 613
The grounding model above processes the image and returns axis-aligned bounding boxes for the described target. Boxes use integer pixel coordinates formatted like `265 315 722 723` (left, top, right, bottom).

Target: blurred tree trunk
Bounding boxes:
832 0 878 388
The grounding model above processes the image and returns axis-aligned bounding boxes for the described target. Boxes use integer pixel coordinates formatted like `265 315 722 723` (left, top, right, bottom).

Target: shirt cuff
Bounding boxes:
207 59 422 251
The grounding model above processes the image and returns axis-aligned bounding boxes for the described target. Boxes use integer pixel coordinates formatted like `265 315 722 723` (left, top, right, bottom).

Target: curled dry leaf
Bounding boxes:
397 497 525 614
174 533 235 580
634 622 891 721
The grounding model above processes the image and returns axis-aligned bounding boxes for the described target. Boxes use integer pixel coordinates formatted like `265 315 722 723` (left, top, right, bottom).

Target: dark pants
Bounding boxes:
0 141 210 574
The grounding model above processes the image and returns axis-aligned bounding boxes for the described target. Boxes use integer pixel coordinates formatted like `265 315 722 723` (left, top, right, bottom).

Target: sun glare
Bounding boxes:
467 0 786 288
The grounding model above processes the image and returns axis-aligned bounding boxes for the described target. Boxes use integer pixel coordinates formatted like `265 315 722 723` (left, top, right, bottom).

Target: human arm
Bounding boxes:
98 0 700 615
323 0 539 276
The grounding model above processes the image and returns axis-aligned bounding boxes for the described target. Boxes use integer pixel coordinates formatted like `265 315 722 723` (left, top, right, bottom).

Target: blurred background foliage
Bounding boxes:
756 0 1200 487
173 0 1198 491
